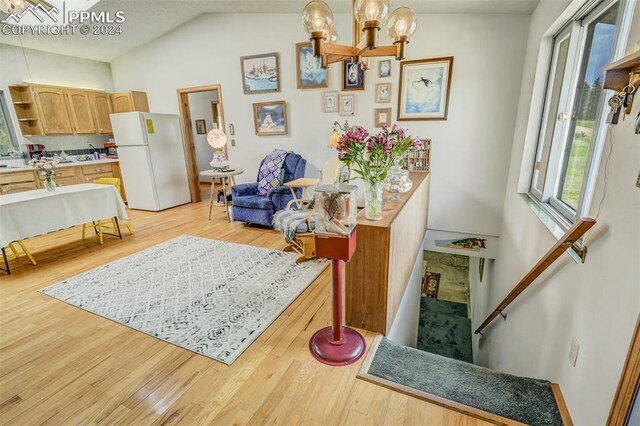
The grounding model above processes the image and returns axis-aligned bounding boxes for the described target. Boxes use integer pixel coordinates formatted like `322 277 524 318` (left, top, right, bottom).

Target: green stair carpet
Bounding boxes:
417 297 473 363
367 338 564 426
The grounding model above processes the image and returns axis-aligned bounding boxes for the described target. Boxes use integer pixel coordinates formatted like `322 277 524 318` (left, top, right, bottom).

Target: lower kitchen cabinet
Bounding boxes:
1 162 126 202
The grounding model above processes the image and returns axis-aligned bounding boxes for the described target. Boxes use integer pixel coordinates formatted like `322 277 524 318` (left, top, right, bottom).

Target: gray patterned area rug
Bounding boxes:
41 235 328 365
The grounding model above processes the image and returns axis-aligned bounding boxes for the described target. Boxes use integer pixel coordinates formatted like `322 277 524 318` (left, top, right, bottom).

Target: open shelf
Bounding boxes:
8 84 45 137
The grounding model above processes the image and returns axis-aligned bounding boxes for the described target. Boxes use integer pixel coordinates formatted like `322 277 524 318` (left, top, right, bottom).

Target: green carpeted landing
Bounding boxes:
417 297 473 363
367 338 564 426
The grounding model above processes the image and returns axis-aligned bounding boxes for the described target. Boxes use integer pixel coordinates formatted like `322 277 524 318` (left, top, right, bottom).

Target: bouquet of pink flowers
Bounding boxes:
336 124 422 220
28 157 60 191
337 124 422 184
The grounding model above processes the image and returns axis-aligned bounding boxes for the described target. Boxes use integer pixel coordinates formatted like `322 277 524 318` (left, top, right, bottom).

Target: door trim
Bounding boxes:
176 84 226 203
608 314 640 426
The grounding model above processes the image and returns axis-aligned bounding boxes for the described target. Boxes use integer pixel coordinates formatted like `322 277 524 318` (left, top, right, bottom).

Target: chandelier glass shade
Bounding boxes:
301 0 417 69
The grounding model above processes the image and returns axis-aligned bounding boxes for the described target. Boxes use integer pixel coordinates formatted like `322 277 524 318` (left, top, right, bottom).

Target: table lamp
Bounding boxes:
207 128 229 171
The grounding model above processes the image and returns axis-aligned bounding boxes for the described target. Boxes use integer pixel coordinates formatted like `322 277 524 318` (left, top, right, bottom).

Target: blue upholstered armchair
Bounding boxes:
231 152 307 226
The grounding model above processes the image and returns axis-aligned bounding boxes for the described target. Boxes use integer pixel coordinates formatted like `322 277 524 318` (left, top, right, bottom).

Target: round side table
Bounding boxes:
199 168 244 222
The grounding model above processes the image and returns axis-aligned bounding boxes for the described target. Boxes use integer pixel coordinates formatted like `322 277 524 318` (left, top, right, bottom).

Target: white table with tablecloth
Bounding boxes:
0 183 128 249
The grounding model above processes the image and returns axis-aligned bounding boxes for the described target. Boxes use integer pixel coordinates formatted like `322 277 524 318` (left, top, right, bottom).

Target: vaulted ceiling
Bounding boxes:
0 0 539 62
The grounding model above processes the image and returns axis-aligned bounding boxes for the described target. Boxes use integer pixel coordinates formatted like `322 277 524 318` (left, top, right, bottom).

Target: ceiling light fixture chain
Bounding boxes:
301 0 417 69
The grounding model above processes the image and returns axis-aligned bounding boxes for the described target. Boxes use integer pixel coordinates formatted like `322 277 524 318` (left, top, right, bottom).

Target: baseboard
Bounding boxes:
550 383 573 426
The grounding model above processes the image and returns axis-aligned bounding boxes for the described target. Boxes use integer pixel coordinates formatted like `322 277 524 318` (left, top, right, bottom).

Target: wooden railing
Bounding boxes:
475 218 596 335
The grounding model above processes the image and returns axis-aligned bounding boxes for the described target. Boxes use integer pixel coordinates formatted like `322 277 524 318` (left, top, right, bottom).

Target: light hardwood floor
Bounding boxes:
0 200 492 425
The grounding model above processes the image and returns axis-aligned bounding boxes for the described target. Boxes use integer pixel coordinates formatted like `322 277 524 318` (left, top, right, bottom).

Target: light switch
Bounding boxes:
568 337 580 367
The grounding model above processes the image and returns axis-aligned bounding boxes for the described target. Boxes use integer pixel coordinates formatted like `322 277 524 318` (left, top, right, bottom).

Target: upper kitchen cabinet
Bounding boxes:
33 86 73 135
66 89 97 134
89 92 113 134
111 91 149 113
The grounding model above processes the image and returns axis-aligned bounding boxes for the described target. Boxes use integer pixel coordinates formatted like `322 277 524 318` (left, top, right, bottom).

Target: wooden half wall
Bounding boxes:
346 172 431 334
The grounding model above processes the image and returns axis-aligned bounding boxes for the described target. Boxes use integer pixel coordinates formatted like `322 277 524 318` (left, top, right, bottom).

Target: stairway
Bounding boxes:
359 337 570 426
417 297 473 363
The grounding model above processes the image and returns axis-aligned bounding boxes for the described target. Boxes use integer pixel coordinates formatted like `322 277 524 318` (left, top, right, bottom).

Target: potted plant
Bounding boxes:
28 157 60 191
336 124 422 220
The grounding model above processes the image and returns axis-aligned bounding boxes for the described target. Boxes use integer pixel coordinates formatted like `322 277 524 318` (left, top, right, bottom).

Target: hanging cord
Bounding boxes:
18 34 33 82
582 124 614 246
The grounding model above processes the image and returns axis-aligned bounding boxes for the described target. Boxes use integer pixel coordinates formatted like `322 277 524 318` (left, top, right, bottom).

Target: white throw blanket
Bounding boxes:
273 209 312 240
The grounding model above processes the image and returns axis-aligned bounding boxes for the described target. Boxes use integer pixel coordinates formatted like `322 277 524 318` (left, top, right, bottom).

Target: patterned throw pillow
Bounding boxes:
257 149 289 195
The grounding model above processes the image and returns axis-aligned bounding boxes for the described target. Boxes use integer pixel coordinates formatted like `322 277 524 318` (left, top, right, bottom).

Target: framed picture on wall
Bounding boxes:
374 108 391 127
376 83 391 103
253 100 288 136
398 56 454 121
379 60 391 78
296 42 328 89
342 59 365 91
339 94 355 116
195 119 207 134
322 91 338 113
240 52 281 95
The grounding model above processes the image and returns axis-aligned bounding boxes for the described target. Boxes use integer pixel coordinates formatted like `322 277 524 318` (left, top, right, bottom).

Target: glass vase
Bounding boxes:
364 181 384 221
44 175 56 192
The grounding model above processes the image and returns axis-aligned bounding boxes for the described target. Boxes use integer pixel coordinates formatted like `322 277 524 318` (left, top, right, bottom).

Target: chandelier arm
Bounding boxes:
325 54 348 66
360 45 397 57
324 44 357 57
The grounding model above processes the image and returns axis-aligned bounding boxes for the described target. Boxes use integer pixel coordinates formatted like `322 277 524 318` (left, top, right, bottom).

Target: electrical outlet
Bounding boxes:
568 337 580 366
231 139 236 147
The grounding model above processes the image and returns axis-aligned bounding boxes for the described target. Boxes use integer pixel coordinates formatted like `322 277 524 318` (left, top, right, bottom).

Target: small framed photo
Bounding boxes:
379 60 391 78
195 119 207 134
253 101 288 136
296 42 328 89
322 91 338 113
376 83 391 103
240 52 280 95
342 59 365 91
374 108 392 127
339 94 355 116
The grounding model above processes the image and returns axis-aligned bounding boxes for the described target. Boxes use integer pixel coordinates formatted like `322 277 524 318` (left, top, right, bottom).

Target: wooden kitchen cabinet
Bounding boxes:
8 85 44 137
89 92 114 134
66 90 97 134
111 91 149 113
33 86 74 135
1 162 126 201
0 170 38 195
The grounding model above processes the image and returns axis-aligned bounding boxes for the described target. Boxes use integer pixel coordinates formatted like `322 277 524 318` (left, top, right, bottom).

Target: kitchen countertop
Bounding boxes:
0 158 119 174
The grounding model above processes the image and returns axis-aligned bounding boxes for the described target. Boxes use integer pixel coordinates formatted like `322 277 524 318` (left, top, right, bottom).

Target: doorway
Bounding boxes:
177 84 227 203
416 250 473 364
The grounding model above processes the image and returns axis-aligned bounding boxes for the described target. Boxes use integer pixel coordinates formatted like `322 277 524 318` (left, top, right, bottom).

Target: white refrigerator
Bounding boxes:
110 112 191 211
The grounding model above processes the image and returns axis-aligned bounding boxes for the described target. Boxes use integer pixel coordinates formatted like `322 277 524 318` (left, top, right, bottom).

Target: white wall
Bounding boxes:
474 1 640 424
0 44 115 151
187 90 219 174
110 12 530 237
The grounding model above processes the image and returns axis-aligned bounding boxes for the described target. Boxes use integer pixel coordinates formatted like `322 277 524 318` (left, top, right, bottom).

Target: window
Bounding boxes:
530 0 632 224
0 91 19 152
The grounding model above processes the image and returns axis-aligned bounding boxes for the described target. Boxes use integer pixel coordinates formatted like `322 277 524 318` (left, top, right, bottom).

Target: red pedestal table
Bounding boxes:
309 229 366 366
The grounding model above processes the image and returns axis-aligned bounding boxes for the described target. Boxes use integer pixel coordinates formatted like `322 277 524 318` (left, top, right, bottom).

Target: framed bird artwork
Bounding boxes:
398 57 454 121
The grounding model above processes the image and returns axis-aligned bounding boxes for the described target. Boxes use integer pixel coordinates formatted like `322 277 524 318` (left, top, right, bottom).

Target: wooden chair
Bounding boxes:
282 198 316 263
3 240 36 266
81 177 133 244
281 158 350 263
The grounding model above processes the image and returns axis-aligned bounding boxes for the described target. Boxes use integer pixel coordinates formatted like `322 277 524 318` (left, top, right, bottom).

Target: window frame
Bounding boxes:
528 0 634 226
0 90 19 153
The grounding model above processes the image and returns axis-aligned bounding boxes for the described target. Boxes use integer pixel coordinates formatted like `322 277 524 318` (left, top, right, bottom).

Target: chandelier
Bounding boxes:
301 0 417 69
